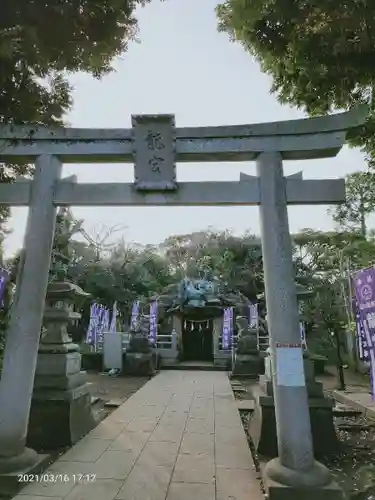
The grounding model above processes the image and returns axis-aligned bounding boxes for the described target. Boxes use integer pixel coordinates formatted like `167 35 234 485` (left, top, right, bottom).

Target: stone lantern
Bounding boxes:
249 283 338 458
27 280 96 450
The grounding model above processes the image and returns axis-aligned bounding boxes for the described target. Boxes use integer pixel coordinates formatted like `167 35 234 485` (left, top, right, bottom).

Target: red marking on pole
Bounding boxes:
275 343 302 348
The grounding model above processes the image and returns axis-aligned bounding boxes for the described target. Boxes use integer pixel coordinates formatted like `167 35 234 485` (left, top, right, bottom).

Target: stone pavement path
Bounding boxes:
15 371 263 500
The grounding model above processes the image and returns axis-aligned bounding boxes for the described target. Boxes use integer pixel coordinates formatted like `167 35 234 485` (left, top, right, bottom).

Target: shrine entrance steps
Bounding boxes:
15 370 263 500
160 360 227 371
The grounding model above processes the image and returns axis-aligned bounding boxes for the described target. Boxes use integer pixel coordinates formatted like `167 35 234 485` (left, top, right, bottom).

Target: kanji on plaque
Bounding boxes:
132 114 177 191
146 131 165 151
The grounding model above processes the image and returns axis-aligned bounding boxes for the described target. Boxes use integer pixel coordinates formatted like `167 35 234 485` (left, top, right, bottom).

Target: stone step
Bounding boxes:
160 362 227 371
333 404 362 417
236 399 255 411
232 387 247 393
336 421 372 432
104 399 122 408
231 381 244 387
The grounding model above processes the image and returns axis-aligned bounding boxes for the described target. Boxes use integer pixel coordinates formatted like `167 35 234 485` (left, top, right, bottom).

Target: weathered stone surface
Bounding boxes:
127 335 151 353
332 404 361 418
236 335 258 354
123 352 157 376
35 351 81 376
249 392 338 458
260 356 324 399
263 458 344 500
232 354 262 378
236 399 255 411
0 452 50 497
264 475 344 500
28 384 96 451
11 371 266 500
260 375 324 399
232 315 261 378
33 371 87 390
28 279 95 451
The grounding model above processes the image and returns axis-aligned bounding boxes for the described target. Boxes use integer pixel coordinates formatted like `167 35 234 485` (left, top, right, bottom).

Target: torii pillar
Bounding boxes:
256 152 339 499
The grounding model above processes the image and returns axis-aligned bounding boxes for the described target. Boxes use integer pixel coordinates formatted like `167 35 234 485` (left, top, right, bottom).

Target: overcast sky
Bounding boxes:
4 0 367 256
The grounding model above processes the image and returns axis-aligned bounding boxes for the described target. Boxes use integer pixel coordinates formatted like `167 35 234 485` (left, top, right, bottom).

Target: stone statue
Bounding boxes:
125 314 157 375
236 316 258 354
231 315 261 378
128 315 151 353
178 276 220 308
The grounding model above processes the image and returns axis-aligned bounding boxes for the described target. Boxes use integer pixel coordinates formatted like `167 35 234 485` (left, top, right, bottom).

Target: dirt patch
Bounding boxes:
87 371 150 421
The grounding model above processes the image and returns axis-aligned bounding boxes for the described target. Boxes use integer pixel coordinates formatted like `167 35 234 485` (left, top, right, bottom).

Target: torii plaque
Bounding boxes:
132 114 177 191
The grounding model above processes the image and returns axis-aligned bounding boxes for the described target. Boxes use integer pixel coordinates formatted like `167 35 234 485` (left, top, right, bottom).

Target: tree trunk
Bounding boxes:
359 190 366 238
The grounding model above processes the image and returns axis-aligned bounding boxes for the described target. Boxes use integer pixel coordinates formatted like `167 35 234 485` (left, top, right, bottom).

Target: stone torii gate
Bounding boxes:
0 107 367 498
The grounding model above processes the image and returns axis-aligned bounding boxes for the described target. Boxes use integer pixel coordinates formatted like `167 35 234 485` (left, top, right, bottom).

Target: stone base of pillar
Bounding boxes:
231 353 262 379
260 377 324 398
249 392 339 458
0 449 50 497
263 458 344 500
123 352 157 376
27 381 96 451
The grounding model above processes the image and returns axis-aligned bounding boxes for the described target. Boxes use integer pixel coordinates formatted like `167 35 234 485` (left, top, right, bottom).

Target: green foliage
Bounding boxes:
292 228 375 362
55 218 375 356
5 208 375 364
329 171 375 236
159 230 264 300
216 0 375 161
0 0 151 229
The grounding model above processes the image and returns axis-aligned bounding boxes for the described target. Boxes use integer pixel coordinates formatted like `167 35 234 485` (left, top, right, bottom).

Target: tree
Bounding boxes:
159 230 264 300
292 229 375 368
0 0 151 228
328 171 375 237
216 0 375 161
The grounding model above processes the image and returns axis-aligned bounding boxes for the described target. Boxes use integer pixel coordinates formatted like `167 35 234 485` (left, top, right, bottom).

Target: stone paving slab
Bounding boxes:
14 371 263 500
332 390 375 418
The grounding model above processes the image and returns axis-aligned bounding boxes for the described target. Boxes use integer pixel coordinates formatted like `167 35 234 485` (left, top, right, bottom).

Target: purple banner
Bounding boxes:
102 308 110 333
0 269 10 308
86 302 99 346
353 297 368 361
130 300 140 329
248 304 258 328
86 302 111 349
299 322 307 349
149 301 158 345
351 267 375 400
222 307 233 350
96 305 105 346
110 301 118 333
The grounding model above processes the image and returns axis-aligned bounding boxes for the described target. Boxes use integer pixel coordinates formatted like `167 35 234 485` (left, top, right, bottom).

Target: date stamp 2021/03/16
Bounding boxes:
17 473 97 484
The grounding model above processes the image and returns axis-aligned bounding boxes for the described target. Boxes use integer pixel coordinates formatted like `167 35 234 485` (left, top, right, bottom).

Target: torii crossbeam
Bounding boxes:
0 107 367 206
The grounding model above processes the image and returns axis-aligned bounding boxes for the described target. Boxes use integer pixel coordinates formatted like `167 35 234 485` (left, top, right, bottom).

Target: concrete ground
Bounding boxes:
15 371 263 500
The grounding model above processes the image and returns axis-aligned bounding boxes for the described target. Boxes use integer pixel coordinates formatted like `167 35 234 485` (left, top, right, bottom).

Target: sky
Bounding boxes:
4 0 367 256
